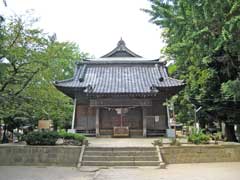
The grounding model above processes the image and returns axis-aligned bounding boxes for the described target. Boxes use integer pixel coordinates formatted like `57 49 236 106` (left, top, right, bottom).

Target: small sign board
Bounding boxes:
167 129 176 138
38 120 51 129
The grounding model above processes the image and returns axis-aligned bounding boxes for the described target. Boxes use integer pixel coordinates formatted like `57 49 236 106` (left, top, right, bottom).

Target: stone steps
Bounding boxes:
82 161 160 166
86 147 156 151
84 151 157 156
83 156 159 161
82 147 160 166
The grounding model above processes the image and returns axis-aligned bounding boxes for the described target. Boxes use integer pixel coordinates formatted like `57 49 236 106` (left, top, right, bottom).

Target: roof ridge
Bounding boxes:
167 77 185 82
54 78 74 84
79 60 165 65
101 39 142 58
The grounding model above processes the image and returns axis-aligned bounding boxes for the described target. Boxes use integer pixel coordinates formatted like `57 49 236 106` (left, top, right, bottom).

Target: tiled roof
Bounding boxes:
54 61 184 96
54 39 184 97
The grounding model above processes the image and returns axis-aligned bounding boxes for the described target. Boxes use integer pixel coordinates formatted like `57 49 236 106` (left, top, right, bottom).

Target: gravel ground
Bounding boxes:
0 162 240 180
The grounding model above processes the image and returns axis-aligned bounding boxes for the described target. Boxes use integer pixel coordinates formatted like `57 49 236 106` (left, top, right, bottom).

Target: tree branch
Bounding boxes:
14 69 39 96
8 21 23 49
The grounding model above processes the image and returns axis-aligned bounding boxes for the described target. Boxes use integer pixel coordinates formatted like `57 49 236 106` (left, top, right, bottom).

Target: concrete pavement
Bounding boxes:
1 162 240 180
87 137 188 147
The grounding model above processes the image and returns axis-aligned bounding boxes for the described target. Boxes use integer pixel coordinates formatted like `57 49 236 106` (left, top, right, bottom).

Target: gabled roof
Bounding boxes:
101 38 142 58
54 61 184 97
54 39 185 98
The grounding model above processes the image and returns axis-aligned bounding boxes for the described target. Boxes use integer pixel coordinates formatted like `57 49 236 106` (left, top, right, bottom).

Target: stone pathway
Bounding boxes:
87 137 238 147
1 162 240 180
93 162 240 180
87 137 190 147
87 137 158 147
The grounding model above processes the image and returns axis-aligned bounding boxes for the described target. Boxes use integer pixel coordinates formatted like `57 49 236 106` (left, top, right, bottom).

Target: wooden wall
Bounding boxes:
99 107 142 129
75 105 96 130
144 100 167 130
74 99 167 131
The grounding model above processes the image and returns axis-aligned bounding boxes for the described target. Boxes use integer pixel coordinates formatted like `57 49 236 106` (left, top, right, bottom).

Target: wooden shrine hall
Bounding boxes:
54 39 184 137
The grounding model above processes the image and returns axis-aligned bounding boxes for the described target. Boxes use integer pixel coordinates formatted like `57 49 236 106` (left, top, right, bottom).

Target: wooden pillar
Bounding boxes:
142 107 147 137
96 107 100 137
71 98 77 129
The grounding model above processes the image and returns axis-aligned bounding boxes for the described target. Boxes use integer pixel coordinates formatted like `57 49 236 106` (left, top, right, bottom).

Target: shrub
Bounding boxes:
58 130 85 142
170 138 181 146
24 131 59 145
24 130 86 146
188 129 210 144
212 132 223 144
73 133 85 142
13 132 24 142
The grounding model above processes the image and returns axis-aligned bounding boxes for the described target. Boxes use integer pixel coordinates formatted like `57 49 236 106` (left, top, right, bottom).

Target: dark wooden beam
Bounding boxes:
90 99 152 107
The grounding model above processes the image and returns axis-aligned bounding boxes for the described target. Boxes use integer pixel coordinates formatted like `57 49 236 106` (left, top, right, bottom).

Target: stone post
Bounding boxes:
166 103 170 129
142 107 147 137
71 98 77 130
96 107 100 137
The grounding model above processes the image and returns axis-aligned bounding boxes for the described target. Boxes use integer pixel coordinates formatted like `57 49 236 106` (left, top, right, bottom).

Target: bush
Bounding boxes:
58 130 85 142
24 131 59 145
188 129 210 144
211 132 223 144
24 130 86 145
13 132 24 142
170 138 181 146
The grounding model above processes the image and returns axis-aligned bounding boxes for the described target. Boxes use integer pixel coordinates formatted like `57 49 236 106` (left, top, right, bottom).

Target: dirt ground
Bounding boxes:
0 162 240 180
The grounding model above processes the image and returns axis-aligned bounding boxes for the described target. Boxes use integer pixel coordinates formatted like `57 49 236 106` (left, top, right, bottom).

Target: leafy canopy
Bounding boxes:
145 0 240 130
0 12 87 131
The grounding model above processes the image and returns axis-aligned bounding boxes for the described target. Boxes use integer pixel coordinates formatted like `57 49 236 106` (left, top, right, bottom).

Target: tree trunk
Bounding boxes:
225 123 237 142
2 125 9 143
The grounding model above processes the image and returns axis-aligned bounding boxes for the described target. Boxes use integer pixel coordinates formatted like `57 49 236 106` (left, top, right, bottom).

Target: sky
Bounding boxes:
1 0 165 59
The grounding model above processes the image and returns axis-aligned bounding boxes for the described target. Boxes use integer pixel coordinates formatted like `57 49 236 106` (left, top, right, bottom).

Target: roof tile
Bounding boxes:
55 62 184 95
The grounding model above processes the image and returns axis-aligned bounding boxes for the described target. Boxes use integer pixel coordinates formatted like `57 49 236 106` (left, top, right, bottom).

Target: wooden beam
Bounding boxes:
96 108 100 136
90 99 152 107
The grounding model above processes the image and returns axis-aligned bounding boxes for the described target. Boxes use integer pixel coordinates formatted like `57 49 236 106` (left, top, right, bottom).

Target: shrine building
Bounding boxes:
54 39 184 137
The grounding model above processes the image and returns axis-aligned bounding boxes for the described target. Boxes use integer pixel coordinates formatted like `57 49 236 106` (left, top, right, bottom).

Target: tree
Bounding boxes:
145 0 240 141
0 13 87 140
24 40 86 130
0 14 49 135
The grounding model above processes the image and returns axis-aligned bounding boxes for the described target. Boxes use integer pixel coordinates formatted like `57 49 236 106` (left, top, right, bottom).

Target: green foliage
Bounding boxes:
24 131 59 145
24 130 85 145
58 130 85 142
146 0 240 141
188 129 210 144
221 79 240 101
211 132 223 144
167 64 177 75
13 131 24 141
0 12 87 131
170 138 181 146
